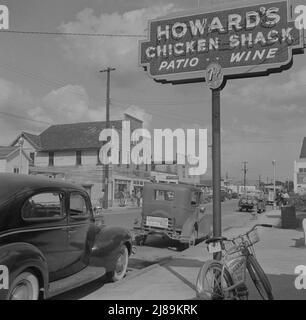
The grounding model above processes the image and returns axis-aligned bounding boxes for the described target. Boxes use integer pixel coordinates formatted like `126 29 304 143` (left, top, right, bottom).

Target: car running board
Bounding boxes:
48 266 106 298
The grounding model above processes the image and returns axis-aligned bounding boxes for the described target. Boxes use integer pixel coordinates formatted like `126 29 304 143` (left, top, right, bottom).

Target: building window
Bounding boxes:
29 152 35 165
97 150 101 165
76 151 82 166
13 168 19 174
49 152 54 167
118 151 121 167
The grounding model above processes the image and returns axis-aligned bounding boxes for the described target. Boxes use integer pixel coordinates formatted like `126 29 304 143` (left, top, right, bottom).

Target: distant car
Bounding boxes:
221 190 228 202
231 192 238 199
238 195 257 212
0 174 133 300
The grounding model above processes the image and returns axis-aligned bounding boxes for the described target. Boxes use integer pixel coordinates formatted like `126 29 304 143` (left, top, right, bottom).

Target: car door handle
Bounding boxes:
68 229 78 234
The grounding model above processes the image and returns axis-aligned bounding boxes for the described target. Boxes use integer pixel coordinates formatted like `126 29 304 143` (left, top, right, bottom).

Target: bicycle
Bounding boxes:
196 224 274 300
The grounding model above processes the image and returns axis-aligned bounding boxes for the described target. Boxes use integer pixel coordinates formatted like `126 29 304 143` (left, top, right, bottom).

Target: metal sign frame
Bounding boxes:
139 0 304 84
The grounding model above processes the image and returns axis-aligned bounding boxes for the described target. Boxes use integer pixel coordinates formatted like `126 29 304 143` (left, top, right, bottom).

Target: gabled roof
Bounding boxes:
0 146 19 159
300 138 306 159
10 132 42 150
0 146 31 161
22 132 42 149
39 121 123 151
11 115 143 152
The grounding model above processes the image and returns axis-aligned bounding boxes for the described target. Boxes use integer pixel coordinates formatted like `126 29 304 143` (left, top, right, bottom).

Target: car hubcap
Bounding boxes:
10 281 33 300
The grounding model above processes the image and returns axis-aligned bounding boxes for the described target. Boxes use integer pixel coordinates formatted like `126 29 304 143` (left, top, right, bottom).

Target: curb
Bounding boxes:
105 256 174 290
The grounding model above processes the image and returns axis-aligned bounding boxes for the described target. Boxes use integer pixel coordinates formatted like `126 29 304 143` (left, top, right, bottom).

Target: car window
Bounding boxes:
22 192 65 220
69 193 89 218
154 190 175 201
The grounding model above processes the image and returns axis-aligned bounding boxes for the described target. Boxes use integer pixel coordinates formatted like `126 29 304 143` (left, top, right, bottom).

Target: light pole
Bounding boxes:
18 137 24 174
272 160 276 209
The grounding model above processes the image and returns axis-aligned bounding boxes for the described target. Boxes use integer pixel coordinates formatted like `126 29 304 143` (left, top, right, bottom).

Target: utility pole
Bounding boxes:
18 136 24 174
242 162 248 194
272 160 276 209
100 67 116 209
258 174 261 189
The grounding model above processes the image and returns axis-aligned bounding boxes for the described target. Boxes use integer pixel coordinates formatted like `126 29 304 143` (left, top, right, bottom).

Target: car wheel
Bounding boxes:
7 271 39 300
108 245 129 282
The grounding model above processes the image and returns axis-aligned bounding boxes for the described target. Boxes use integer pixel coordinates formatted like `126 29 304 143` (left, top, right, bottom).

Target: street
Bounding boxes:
54 199 257 300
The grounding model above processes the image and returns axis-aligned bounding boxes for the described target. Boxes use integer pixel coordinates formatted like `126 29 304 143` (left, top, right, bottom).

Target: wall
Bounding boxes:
82 150 98 166
294 160 306 193
54 151 76 166
35 152 49 167
6 152 29 174
0 160 6 172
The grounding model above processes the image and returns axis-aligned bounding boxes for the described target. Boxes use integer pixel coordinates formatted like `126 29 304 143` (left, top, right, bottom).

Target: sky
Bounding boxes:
0 0 305 182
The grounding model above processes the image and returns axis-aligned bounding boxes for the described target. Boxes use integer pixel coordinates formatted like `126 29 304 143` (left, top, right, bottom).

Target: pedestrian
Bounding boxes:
131 189 136 206
282 191 290 206
99 188 105 208
276 191 282 209
119 190 125 207
136 189 142 207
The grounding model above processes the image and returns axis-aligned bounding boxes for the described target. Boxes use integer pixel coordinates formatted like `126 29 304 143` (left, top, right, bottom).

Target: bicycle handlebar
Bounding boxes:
205 224 274 245
249 223 273 232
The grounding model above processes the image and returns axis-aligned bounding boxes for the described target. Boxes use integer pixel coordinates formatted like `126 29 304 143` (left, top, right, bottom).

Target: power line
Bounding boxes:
0 30 146 38
0 111 51 125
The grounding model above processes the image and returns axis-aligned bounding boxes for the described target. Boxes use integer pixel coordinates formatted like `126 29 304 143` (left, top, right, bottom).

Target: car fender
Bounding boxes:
89 226 132 272
0 242 48 299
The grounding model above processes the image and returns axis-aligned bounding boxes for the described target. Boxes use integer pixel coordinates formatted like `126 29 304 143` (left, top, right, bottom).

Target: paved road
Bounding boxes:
54 199 257 299
103 199 253 233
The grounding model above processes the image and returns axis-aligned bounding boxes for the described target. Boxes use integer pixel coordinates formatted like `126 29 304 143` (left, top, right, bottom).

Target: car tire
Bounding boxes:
108 245 129 282
7 271 40 300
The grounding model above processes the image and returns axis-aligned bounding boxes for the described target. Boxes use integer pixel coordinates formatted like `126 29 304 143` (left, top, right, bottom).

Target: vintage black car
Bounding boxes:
0 174 133 300
134 183 212 248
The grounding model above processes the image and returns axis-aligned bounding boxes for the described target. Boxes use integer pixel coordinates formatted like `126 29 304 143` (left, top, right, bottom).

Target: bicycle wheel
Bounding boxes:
196 260 235 300
247 255 274 300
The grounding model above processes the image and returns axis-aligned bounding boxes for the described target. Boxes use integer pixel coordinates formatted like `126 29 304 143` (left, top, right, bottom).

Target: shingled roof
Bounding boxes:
11 114 143 152
0 146 19 159
300 138 306 159
39 121 123 151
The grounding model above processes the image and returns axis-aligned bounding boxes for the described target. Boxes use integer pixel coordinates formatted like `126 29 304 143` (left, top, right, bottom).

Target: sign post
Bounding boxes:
212 88 222 257
139 0 304 255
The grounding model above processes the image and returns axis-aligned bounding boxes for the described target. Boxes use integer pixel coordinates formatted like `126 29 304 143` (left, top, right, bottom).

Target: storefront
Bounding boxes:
150 171 179 184
294 161 306 193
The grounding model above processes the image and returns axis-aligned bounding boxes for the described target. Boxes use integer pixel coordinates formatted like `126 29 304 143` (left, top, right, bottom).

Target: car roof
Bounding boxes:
0 173 84 199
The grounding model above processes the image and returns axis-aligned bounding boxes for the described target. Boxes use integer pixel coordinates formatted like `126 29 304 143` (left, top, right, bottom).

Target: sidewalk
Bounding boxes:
83 209 306 300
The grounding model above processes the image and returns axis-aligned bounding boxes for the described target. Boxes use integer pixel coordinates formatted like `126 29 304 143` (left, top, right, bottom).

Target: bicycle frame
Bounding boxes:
213 225 266 294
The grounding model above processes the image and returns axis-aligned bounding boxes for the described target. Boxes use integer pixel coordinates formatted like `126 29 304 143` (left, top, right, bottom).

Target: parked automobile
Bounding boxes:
238 195 257 212
134 183 212 248
0 174 133 300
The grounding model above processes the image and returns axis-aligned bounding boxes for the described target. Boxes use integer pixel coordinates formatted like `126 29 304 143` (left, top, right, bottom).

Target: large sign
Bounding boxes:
139 1 304 84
